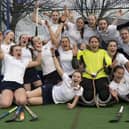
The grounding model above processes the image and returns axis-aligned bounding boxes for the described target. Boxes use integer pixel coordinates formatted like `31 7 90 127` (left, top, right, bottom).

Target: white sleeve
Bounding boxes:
117 53 128 65
108 25 117 31
109 81 117 90
75 87 84 96
62 73 70 81
41 20 45 25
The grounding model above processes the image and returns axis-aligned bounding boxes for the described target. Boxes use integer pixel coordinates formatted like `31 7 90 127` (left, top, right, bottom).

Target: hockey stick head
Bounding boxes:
24 106 38 121
29 116 38 121
109 106 124 123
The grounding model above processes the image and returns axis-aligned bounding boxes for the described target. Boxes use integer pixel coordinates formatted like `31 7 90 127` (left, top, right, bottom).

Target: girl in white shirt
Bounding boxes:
107 40 129 77
58 37 75 76
109 65 129 102
0 44 41 108
19 35 42 91
27 49 83 109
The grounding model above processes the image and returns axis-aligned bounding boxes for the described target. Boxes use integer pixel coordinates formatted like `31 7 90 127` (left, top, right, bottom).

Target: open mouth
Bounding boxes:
17 53 21 57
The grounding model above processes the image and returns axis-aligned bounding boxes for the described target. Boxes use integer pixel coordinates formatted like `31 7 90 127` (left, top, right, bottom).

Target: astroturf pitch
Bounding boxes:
0 103 129 129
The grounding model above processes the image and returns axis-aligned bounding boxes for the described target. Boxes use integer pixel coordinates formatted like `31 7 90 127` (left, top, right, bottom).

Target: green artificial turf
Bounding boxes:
0 103 129 129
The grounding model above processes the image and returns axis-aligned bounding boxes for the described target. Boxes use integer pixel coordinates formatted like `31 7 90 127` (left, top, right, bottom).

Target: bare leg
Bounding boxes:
14 88 27 105
0 89 14 108
26 87 42 98
24 83 31 91
28 97 43 105
33 80 42 88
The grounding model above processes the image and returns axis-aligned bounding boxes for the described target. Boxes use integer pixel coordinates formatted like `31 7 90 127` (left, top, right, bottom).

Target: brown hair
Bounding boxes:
9 45 20 56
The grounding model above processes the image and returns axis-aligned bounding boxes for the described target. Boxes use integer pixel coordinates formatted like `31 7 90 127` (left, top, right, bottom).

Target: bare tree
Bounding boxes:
72 0 129 20
1 0 62 30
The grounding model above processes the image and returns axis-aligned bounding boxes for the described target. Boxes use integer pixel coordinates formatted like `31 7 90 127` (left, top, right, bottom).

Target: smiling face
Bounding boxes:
32 36 42 50
19 34 29 47
89 36 100 52
51 11 59 24
107 41 118 57
120 28 129 43
113 66 124 83
76 18 85 30
98 19 108 31
61 37 71 51
10 45 22 59
71 71 82 86
88 15 96 28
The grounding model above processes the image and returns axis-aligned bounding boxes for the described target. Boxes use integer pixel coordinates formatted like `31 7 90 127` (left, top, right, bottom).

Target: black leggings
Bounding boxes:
81 77 110 101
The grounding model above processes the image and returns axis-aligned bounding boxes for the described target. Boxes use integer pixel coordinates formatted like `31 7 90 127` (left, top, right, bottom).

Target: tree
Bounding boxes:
72 0 129 20
1 0 62 31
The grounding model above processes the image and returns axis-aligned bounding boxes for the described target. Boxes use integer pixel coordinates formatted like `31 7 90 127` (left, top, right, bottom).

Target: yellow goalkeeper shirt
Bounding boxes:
77 49 112 79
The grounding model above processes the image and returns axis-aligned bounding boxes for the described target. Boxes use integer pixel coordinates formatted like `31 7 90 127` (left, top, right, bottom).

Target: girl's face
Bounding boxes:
114 68 124 83
107 41 117 57
51 11 59 23
76 18 85 30
33 37 42 49
120 29 129 43
98 19 108 31
79 43 86 50
12 46 22 59
89 37 99 52
72 72 82 86
88 15 96 27
9 31 15 42
20 35 29 47
61 37 70 51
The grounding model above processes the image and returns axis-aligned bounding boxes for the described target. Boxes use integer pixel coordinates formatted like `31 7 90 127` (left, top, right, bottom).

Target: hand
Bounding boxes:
35 0 39 8
116 9 123 17
111 90 119 102
67 103 74 109
45 20 50 28
111 60 118 68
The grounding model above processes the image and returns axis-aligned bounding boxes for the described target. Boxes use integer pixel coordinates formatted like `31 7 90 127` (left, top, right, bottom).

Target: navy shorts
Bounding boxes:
43 70 62 85
24 68 41 84
41 84 54 105
0 81 23 91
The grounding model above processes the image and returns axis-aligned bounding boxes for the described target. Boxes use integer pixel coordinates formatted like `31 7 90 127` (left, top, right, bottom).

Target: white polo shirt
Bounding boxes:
58 47 75 75
41 41 56 75
3 54 29 84
52 73 83 104
115 53 128 66
109 78 129 96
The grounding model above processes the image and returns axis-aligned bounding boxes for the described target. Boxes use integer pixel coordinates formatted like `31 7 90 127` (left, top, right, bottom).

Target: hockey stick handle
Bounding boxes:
0 106 18 120
24 106 38 119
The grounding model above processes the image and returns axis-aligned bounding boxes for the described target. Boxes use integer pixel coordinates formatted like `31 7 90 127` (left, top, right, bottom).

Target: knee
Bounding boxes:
16 97 27 105
1 100 12 108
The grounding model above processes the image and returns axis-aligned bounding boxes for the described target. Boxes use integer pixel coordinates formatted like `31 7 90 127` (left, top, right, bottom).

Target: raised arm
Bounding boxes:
0 43 4 60
31 1 42 25
27 49 42 68
51 48 64 77
45 20 60 48
112 9 123 25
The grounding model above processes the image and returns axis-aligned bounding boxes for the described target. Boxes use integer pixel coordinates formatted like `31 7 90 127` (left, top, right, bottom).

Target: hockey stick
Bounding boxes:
109 105 124 123
24 106 38 121
0 106 18 120
35 0 39 36
5 106 23 123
